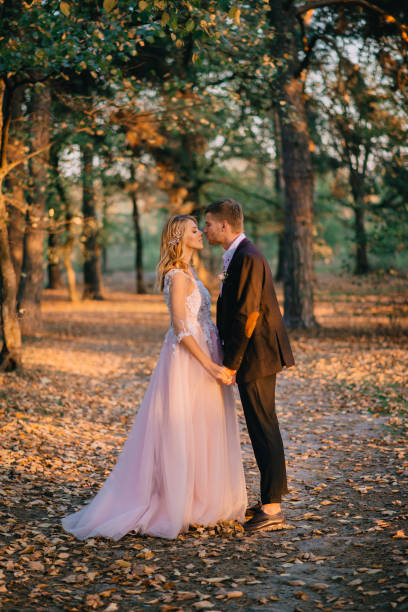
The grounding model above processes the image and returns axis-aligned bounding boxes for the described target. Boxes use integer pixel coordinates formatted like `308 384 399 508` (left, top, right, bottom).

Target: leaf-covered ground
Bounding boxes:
1 272 407 612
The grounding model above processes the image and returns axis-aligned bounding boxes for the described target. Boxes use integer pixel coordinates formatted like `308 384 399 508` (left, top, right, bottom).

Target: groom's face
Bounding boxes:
204 213 224 245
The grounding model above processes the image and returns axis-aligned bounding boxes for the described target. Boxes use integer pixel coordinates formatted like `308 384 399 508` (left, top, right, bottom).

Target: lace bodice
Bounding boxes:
164 268 216 354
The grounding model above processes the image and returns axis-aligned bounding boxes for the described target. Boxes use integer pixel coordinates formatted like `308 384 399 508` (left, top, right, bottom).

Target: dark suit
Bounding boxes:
217 238 294 503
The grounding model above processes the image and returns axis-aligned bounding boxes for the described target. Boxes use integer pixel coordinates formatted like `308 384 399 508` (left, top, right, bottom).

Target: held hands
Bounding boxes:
222 367 237 386
206 361 237 385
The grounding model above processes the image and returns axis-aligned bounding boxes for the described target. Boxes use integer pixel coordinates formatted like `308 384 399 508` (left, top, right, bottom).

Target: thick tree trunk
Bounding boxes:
17 85 51 334
0 190 22 371
271 2 316 328
279 77 316 327
0 79 22 371
6 85 26 286
268 3 316 328
130 163 146 294
7 203 25 285
81 141 103 300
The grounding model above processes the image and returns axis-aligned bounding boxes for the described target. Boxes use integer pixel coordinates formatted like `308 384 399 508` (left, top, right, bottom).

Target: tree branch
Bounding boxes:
297 0 384 17
4 196 27 215
295 34 321 76
295 32 344 76
296 0 408 37
0 126 89 180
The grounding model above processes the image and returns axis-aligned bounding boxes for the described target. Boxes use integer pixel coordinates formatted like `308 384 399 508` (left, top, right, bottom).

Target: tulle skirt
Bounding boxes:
61 325 247 540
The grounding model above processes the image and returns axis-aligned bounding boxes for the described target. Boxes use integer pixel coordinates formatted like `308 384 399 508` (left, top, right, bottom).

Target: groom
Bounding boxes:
204 198 294 533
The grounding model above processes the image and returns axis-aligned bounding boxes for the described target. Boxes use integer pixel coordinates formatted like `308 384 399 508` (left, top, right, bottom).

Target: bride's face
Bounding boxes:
182 220 204 251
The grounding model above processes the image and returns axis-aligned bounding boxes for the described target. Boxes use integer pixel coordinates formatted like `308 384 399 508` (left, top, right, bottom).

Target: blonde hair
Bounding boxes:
157 214 197 291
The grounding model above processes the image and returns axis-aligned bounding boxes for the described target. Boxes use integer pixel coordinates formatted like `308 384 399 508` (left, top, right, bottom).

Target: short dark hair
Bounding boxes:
205 198 244 232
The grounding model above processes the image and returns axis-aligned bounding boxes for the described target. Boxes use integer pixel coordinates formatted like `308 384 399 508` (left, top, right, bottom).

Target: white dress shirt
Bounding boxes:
222 233 246 273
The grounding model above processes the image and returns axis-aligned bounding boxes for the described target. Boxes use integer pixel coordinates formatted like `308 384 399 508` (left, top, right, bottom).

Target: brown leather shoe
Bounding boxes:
245 502 262 520
244 510 285 533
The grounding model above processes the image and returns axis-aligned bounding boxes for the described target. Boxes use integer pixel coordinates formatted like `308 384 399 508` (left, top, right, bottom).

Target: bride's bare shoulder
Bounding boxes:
166 267 194 278
165 268 195 286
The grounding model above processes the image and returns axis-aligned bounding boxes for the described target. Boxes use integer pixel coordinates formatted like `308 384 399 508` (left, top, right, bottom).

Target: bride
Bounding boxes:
62 214 247 540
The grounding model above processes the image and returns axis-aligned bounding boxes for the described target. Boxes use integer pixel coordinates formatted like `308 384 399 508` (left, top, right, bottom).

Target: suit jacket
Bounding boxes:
216 238 294 384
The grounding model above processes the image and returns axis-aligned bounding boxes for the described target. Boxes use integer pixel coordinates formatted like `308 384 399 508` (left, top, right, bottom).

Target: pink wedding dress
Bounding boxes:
62 269 247 540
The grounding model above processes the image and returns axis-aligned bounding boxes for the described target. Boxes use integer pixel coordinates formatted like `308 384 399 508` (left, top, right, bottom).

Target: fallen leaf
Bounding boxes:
115 559 131 568
226 591 243 599
311 583 330 591
28 561 44 571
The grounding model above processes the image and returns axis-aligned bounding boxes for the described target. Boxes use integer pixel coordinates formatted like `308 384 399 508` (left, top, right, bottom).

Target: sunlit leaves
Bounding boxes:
185 18 195 32
59 2 70 17
103 0 118 12
228 5 241 25
161 12 170 27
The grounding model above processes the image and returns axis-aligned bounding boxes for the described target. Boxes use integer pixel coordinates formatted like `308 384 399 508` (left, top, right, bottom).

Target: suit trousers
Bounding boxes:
238 374 288 504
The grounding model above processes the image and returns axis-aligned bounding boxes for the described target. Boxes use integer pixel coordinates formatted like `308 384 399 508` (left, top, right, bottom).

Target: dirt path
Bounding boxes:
1 282 407 611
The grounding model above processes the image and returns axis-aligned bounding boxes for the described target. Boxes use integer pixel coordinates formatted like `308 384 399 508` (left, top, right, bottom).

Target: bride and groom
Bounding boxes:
62 198 294 540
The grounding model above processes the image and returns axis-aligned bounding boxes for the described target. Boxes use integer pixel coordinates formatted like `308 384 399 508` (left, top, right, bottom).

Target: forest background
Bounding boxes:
1 3 408 610
0 0 407 370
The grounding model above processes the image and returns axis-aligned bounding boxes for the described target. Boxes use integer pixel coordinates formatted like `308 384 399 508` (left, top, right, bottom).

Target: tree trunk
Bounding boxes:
0 79 22 371
17 85 51 334
46 147 63 289
101 177 109 275
7 201 25 286
353 203 369 275
49 143 78 300
130 162 146 294
0 189 22 371
47 227 63 288
271 3 317 328
275 231 285 282
350 171 370 275
6 85 26 286
81 141 103 300
273 109 285 282
132 194 147 294
279 77 316 328
102 246 108 274
63 211 78 302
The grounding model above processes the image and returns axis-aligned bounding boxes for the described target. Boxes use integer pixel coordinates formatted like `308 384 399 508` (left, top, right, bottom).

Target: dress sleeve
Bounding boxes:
167 269 194 344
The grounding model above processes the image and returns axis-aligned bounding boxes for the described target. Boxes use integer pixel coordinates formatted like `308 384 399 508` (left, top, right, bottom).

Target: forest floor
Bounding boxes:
1 272 408 612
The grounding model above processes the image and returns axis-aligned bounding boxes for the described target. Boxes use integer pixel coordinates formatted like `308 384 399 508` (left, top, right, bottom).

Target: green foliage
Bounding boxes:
2 0 407 278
